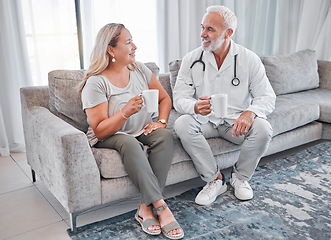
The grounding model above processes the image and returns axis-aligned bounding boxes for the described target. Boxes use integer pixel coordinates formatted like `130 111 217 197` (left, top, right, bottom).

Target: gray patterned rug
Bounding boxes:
68 141 331 240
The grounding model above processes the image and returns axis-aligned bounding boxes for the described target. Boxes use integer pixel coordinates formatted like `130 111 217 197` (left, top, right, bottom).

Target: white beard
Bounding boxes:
201 31 226 52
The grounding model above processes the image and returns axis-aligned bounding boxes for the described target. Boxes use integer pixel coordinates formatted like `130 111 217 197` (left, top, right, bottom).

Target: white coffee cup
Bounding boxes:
211 93 228 118
141 89 159 113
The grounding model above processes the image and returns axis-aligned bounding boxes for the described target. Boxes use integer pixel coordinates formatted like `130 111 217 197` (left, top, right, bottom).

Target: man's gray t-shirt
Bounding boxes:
81 62 153 146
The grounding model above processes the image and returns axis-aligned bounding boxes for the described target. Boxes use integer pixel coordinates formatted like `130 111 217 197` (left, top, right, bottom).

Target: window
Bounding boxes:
81 0 157 68
21 0 80 85
21 0 157 85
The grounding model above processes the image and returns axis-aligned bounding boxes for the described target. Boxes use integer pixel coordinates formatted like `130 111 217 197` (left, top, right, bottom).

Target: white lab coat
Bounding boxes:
173 40 276 126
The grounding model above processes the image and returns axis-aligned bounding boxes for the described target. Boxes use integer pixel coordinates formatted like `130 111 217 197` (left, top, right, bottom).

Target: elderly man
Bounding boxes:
173 5 276 205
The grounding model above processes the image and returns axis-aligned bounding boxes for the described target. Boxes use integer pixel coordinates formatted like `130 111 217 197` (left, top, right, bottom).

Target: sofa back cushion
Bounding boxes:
261 49 319 95
144 62 160 79
48 70 88 132
48 62 160 133
168 60 182 90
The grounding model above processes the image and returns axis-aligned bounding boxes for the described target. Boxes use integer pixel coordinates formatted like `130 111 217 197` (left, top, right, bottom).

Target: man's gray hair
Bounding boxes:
206 5 237 34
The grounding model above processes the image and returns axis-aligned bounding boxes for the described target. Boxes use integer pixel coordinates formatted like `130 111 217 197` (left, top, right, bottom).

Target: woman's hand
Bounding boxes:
143 121 166 135
121 94 144 118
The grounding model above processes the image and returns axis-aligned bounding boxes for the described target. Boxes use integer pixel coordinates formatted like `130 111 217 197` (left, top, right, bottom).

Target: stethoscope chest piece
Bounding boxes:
232 77 240 86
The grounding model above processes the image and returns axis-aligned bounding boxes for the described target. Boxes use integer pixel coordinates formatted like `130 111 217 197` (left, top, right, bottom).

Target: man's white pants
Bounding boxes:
174 115 273 182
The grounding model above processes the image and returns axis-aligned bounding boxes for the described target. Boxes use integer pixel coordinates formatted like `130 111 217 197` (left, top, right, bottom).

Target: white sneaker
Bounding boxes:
195 174 227 206
230 172 253 200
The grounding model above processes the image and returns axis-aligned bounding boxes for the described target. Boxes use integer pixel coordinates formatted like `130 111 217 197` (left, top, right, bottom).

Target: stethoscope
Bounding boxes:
190 51 240 86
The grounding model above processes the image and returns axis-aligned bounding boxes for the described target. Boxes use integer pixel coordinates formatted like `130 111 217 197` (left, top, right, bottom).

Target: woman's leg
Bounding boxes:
95 134 163 205
137 130 182 238
96 132 181 237
136 128 174 191
153 199 184 238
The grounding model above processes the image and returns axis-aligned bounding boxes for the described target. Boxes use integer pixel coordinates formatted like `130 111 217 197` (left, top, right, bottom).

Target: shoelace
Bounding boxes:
233 178 250 189
201 179 222 195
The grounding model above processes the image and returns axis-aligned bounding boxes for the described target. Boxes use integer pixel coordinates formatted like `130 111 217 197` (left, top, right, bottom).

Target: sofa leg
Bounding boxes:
31 169 36 182
70 212 79 232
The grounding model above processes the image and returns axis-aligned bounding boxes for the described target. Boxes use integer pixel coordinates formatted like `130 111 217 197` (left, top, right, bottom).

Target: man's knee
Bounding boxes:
252 118 273 142
174 115 199 139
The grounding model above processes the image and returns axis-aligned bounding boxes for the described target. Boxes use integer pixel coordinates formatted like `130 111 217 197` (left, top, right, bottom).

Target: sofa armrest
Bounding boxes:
20 86 50 109
21 94 101 213
318 60 331 90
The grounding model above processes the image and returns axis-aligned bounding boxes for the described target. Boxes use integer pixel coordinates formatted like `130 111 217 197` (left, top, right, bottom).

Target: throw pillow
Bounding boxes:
144 62 160 79
168 59 182 90
261 49 319 95
48 63 160 133
48 70 88 133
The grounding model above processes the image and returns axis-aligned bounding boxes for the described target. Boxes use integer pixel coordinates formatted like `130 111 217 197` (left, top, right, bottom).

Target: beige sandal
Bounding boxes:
135 206 161 235
155 203 184 240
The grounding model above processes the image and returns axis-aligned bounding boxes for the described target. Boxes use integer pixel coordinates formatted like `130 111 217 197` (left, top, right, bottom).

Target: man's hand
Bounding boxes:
194 96 212 115
232 111 256 137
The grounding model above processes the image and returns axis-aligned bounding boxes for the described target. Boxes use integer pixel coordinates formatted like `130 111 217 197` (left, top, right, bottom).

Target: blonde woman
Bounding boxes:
78 23 184 239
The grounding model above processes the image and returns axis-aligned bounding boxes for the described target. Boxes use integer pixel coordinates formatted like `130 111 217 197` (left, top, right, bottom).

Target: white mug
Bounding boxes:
211 93 228 118
141 89 159 113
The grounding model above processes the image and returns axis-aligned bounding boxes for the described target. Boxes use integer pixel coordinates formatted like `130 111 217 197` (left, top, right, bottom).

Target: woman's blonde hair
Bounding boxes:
78 23 136 92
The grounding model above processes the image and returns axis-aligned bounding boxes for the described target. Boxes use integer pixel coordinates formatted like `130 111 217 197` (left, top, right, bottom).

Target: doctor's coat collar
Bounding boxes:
204 39 239 72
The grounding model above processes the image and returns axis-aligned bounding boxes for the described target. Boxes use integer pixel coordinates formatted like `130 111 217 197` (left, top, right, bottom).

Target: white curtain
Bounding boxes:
0 0 32 156
294 0 331 59
157 0 331 72
1 0 330 156
80 0 158 69
156 0 252 72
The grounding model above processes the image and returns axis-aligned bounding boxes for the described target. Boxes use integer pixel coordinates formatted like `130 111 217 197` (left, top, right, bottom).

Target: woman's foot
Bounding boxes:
135 203 161 235
154 200 184 239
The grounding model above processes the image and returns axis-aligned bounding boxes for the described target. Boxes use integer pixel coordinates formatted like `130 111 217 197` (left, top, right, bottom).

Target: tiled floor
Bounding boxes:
0 152 205 240
0 140 324 240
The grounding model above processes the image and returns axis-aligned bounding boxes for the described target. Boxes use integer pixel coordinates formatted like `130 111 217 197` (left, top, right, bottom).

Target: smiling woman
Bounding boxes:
78 22 183 239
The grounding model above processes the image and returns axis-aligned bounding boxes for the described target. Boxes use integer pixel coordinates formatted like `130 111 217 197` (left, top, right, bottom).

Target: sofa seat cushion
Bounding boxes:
267 96 320 137
279 89 331 123
92 147 125 178
167 109 241 164
95 109 241 179
261 49 319 96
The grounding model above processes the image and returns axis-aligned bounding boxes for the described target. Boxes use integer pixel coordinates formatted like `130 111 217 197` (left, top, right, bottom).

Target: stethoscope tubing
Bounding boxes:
190 50 240 86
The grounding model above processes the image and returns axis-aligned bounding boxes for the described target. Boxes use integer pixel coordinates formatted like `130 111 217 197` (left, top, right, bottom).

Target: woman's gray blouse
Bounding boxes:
81 62 153 146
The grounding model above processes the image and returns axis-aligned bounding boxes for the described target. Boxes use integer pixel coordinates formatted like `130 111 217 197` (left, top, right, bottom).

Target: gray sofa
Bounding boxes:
20 49 331 231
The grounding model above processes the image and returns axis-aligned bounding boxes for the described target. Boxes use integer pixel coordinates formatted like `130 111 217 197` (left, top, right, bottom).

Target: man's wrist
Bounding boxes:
245 110 257 119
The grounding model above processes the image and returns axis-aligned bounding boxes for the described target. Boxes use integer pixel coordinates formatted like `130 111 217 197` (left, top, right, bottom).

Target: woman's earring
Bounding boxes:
112 56 116 62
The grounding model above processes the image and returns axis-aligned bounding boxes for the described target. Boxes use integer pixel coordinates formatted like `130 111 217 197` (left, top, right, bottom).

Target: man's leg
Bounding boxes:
174 115 220 182
218 118 273 200
174 115 227 205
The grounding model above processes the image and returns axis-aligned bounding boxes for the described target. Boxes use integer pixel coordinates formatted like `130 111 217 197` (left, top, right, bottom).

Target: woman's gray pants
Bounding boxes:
174 115 272 182
95 128 174 206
